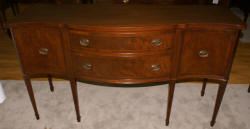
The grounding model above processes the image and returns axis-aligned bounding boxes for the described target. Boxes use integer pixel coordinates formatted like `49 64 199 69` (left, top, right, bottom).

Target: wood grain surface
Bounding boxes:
6 4 245 28
0 4 249 83
2 31 249 83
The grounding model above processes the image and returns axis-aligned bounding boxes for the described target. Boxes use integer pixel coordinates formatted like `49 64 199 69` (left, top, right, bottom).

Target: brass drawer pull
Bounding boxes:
39 48 48 55
151 64 160 71
80 38 90 47
152 38 162 46
199 50 208 58
82 63 92 70
123 0 129 3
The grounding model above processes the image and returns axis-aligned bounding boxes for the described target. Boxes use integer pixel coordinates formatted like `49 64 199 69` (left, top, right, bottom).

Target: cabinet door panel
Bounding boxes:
178 30 236 78
14 28 66 75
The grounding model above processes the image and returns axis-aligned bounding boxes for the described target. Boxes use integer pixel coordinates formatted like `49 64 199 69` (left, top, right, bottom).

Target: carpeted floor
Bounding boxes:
0 80 249 129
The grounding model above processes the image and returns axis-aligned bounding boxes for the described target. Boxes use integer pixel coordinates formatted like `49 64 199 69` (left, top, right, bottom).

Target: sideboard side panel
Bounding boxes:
224 30 241 80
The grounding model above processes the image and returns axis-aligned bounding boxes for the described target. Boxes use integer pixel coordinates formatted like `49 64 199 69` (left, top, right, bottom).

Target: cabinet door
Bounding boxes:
178 30 237 79
13 28 66 75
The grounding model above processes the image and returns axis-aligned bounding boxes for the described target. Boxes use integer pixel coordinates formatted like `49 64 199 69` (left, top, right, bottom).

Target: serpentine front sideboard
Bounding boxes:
7 4 245 126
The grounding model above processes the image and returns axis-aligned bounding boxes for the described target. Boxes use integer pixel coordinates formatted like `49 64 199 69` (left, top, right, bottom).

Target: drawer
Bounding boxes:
72 53 171 80
70 30 174 52
13 28 66 75
178 30 237 77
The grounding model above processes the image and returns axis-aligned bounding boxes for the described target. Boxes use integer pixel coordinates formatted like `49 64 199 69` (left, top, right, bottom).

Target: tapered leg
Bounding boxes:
48 75 54 92
70 79 81 122
201 78 207 96
210 81 227 126
248 84 250 93
24 77 40 120
166 80 176 126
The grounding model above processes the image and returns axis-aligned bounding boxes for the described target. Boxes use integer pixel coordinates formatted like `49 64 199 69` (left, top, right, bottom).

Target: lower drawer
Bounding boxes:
72 53 171 81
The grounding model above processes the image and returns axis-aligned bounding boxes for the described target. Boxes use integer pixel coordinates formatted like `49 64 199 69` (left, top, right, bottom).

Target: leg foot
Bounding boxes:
210 120 215 127
70 79 81 122
165 80 176 126
165 120 169 126
210 81 227 126
35 113 40 120
48 75 54 92
24 76 40 120
248 84 250 93
77 115 81 122
201 78 207 96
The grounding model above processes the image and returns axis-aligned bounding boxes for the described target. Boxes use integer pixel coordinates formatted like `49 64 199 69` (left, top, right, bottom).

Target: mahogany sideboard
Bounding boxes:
7 4 245 126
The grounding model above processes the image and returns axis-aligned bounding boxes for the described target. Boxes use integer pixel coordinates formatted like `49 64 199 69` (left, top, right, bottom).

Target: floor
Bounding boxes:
0 4 250 84
0 81 249 129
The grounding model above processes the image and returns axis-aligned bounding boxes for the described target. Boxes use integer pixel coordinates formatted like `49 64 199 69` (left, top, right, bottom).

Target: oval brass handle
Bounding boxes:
80 38 90 47
152 38 162 46
199 50 208 58
123 0 129 3
82 63 92 70
151 64 160 71
39 48 48 55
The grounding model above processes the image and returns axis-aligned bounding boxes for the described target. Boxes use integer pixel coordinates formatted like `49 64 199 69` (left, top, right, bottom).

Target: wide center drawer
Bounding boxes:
72 53 171 81
70 30 175 52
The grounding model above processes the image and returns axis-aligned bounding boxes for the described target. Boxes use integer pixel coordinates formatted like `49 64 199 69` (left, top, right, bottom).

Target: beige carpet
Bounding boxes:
0 80 249 129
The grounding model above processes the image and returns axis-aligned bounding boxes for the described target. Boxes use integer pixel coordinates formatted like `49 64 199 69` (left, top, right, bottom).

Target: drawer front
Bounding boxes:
13 28 66 75
178 30 237 77
72 53 171 80
70 30 174 52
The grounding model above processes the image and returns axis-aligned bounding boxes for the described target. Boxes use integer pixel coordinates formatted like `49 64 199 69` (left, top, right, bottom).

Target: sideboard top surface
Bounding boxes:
7 4 245 29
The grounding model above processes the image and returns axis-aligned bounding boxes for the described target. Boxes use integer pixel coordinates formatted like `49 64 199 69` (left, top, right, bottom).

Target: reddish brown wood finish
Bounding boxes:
70 30 174 52
201 78 207 96
210 81 227 126
13 28 66 75
70 79 81 122
178 30 238 79
165 80 175 126
24 76 39 120
7 5 245 29
48 75 54 92
7 5 245 126
72 52 171 83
